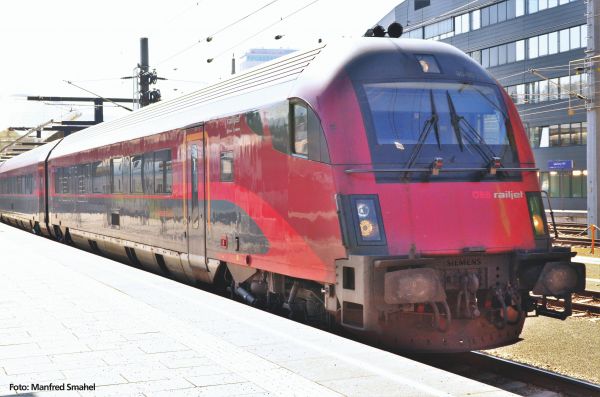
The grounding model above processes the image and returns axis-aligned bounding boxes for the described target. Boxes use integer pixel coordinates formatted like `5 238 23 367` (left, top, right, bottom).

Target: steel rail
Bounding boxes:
465 352 600 397
410 351 600 397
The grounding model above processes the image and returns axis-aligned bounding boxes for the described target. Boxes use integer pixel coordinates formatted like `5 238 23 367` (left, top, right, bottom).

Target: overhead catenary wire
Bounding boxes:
63 80 133 112
69 77 125 83
207 0 320 63
155 0 282 67
518 104 588 118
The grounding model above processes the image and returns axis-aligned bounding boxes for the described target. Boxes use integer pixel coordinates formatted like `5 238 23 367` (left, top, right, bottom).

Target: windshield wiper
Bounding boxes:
446 91 464 151
445 91 497 165
404 90 440 170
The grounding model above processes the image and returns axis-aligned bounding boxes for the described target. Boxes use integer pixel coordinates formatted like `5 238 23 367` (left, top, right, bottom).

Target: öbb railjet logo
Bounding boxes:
472 190 524 200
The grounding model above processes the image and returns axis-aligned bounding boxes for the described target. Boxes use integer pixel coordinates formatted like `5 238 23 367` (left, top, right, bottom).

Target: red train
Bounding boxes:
0 37 586 352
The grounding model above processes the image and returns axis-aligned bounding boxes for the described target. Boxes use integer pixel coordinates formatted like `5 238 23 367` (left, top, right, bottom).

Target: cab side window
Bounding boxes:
292 104 308 156
266 100 330 163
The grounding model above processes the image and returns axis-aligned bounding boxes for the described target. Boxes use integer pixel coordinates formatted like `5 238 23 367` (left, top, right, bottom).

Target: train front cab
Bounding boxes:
319 43 586 352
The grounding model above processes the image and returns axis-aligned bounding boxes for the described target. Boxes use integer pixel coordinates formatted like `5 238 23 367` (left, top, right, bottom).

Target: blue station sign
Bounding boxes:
547 160 574 170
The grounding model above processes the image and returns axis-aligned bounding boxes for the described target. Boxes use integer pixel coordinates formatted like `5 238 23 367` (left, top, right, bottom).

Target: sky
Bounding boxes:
0 0 400 133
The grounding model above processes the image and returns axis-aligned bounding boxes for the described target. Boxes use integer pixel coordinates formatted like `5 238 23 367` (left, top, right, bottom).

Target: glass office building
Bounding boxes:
380 0 588 210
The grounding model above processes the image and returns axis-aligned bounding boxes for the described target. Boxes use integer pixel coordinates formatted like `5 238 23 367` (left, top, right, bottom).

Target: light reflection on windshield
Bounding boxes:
363 82 515 165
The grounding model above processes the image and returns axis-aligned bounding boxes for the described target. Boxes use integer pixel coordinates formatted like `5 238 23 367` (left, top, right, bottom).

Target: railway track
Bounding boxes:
552 222 593 247
533 290 600 315
410 351 600 396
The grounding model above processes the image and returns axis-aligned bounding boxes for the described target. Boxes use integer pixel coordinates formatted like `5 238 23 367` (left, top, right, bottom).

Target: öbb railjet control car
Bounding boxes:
0 38 585 352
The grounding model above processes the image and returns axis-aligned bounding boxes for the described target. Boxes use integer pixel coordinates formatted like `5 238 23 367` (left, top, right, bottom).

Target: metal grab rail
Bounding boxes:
541 191 558 240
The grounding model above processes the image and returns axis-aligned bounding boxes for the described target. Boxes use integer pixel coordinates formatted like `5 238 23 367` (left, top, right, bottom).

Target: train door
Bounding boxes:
186 126 208 274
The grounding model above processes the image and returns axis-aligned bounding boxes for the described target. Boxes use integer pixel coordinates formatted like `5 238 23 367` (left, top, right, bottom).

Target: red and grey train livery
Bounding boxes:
0 38 585 352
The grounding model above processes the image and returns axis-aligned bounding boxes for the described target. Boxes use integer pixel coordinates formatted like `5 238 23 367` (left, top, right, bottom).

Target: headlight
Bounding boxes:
354 198 383 242
526 192 547 237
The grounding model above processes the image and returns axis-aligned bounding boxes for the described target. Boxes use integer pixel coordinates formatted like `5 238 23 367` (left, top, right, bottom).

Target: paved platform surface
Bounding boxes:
0 223 512 397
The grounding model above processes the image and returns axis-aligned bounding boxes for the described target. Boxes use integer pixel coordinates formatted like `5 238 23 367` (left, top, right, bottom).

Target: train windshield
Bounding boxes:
361 81 519 172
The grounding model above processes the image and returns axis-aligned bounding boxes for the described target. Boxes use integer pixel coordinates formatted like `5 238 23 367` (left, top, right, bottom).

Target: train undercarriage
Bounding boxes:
223 250 585 352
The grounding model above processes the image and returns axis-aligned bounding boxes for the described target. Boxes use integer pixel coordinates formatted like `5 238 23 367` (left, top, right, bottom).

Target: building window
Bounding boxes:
498 1 507 22
474 25 586 69
498 44 507 65
471 9 481 30
559 76 570 99
481 6 490 26
516 0 525 16
572 170 585 197
490 46 499 67
482 48 490 68
507 42 517 63
529 36 539 58
454 13 470 35
526 123 587 149
540 171 587 198
539 34 548 57
516 84 526 104
549 171 560 196
528 0 539 13
570 26 580 49
560 28 570 52
407 28 423 39
549 31 558 54
414 0 430 10
424 18 453 39
516 40 525 61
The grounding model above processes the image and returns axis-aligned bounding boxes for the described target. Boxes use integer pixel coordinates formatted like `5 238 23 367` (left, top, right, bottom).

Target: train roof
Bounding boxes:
0 140 61 173
45 37 485 159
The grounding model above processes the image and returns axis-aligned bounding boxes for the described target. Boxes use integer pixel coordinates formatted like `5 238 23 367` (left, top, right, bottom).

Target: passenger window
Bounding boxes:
154 150 172 194
77 164 90 194
130 155 143 193
293 104 308 156
111 158 123 193
62 167 71 194
92 161 109 193
220 151 234 182
54 168 62 193
143 153 154 193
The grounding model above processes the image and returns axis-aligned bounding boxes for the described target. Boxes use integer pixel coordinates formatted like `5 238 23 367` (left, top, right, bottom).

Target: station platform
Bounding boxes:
0 222 512 397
